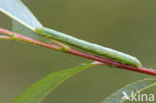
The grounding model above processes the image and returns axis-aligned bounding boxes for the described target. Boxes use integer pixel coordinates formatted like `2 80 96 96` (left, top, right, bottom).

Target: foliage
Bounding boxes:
0 0 155 103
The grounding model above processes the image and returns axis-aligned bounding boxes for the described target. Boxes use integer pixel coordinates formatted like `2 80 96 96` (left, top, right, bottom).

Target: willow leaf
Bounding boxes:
12 63 95 103
101 78 156 103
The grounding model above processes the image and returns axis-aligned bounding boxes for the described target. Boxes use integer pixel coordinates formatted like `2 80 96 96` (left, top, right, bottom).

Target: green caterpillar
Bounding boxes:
36 27 142 68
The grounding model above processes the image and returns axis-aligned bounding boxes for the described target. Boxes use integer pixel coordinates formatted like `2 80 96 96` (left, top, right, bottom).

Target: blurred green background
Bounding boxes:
0 0 156 103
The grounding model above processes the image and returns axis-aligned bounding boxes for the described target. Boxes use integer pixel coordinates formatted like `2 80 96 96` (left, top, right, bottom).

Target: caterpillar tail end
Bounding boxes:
135 59 142 68
130 57 142 68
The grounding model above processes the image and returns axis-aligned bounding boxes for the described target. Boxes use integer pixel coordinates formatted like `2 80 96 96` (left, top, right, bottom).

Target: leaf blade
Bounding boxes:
12 63 95 103
0 0 52 42
101 78 156 103
0 0 42 31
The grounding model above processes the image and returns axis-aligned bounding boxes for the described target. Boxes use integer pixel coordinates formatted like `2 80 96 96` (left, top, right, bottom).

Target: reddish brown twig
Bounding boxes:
68 49 156 76
0 28 156 76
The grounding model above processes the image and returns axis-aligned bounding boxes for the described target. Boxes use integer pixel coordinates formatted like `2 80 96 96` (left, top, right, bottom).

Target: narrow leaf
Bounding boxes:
0 0 42 30
0 0 50 41
101 78 156 103
12 20 50 42
12 63 95 103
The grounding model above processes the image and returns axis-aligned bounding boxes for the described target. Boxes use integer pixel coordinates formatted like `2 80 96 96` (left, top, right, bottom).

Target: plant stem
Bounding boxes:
94 62 156 76
0 28 61 50
0 35 12 40
0 28 156 76
68 49 156 76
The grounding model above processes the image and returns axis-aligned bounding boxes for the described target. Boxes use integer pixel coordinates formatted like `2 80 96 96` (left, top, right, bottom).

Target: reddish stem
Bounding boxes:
68 49 156 76
0 28 156 76
0 28 61 50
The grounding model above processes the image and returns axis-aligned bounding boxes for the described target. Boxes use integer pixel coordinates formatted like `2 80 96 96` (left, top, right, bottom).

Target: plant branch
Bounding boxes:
0 35 12 40
68 49 156 76
94 62 156 76
0 28 156 76
0 28 61 50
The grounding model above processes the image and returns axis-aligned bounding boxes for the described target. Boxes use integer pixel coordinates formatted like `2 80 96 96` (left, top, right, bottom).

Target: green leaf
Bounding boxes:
12 63 95 103
101 78 156 103
12 20 50 42
0 0 50 42
0 0 42 30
